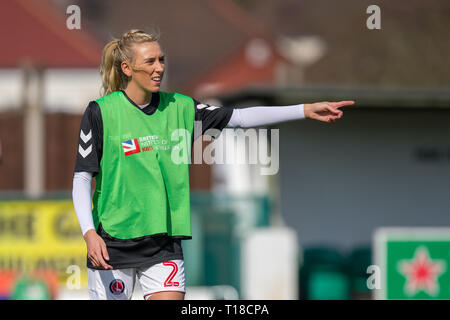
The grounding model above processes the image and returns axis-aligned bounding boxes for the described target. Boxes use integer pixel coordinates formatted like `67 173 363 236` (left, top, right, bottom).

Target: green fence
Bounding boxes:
299 246 372 300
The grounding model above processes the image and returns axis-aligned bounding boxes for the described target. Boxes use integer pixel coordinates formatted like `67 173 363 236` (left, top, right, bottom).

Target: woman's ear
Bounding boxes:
121 61 132 77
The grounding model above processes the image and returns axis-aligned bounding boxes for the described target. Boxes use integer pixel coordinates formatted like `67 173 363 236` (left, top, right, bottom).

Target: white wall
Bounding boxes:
0 68 100 113
277 108 450 250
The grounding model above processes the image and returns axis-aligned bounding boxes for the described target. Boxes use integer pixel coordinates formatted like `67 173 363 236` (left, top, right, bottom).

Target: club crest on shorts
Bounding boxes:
109 279 125 295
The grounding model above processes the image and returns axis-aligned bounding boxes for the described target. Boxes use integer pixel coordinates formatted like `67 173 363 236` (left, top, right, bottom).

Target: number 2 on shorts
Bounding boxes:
163 261 180 287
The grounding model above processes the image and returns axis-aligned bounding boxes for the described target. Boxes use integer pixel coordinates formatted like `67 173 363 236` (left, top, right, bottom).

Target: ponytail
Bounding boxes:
99 29 160 96
100 40 122 95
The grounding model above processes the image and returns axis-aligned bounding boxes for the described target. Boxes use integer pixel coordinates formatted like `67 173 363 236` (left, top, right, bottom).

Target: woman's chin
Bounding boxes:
143 86 160 93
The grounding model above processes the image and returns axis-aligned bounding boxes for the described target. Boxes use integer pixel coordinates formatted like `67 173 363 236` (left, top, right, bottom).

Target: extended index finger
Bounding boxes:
331 101 355 108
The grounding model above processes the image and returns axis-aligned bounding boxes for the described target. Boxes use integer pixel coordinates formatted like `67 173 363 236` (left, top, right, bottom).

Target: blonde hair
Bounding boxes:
100 29 159 95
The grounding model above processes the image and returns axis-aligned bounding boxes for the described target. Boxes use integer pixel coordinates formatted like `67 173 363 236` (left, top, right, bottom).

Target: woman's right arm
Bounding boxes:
73 102 111 269
72 171 112 270
73 101 102 235
72 171 95 236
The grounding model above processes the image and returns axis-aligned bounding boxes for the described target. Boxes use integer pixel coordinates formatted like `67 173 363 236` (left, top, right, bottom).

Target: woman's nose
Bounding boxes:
155 61 164 73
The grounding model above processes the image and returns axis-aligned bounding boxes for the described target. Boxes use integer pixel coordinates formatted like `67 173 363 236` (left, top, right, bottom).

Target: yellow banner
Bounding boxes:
0 200 87 286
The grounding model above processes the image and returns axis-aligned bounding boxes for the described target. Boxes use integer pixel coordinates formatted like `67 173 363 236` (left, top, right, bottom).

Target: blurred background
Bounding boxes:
0 0 449 300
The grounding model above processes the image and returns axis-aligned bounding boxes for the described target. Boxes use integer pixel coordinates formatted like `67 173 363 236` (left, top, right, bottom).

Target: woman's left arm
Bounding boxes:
226 101 355 128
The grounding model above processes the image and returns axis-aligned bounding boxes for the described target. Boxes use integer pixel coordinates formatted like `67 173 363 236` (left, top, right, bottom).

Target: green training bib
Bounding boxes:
92 91 194 239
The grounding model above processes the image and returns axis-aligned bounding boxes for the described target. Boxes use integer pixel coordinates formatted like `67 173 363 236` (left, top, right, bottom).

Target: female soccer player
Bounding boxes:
72 29 354 300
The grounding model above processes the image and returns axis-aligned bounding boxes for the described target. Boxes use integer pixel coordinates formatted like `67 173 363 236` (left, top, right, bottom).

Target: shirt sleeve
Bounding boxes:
74 101 103 176
193 99 234 140
226 104 305 128
72 171 95 235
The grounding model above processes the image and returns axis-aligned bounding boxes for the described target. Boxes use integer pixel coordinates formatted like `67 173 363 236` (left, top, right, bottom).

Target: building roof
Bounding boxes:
238 0 450 89
1 0 102 68
66 0 279 94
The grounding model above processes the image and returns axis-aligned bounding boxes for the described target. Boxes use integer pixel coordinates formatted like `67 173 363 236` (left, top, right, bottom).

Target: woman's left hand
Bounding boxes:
304 101 355 123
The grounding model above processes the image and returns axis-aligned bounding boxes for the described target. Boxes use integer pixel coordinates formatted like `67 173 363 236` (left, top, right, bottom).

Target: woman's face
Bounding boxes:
124 41 165 93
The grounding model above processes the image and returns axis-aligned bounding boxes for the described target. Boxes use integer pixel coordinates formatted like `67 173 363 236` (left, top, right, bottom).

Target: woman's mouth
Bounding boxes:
152 76 161 85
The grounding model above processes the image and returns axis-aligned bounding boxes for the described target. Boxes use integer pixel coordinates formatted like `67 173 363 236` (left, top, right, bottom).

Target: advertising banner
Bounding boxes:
0 200 87 286
374 228 450 299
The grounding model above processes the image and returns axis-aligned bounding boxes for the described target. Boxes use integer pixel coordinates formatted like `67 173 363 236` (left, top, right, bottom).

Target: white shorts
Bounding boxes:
88 259 185 300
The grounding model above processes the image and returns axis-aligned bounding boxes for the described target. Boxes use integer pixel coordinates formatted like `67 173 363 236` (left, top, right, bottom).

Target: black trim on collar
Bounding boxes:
121 90 160 115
